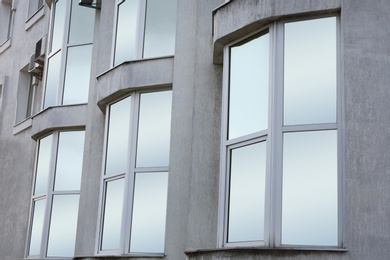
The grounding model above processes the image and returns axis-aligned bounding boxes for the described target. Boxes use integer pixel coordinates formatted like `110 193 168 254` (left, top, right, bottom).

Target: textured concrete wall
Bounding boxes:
1 0 390 260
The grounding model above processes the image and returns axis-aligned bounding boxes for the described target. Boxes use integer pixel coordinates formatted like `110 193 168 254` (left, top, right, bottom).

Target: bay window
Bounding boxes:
219 16 341 248
98 90 172 255
113 0 177 66
27 131 85 258
43 0 95 109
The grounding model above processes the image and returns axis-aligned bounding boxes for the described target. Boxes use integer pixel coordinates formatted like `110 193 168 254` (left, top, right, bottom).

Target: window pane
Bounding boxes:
62 45 93 105
28 0 43 18
44 51 61 109
143 0 177 58
47 195 79 257
282 130 338 246
228 141 266 242
68 0 95 44
34 135 53 195
130 172 168 253
0 4 11 44
101 178 125 250
28 199 46 256
51 0 67 52
284 17 337 125
54 131 85 191
105 96 131 176
114 0 139 65
136 91 172 167
229 32 269 139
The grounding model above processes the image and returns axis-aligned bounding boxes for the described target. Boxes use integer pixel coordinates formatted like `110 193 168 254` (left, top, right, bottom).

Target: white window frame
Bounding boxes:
0 0 14 53
111 0 146 66
96 88 171 256
217 15 344 249
26 130 85 259
42 0 94 109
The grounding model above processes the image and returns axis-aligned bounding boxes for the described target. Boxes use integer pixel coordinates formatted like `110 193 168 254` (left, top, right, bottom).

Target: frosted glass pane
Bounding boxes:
136 91 172 167
47 195 79 257
228 142 266 242
114 0 139 65
54 131 85 191
28 199 45 256
229 32 269 139
105 97 131 176
68 0 95 44
62 45 93 105
34 135 53 195
44 51 61 108
284 17 337 125
51 0 66 52
282 130 338 246
101 178 125 250
143 0 177 58
130 172 168 253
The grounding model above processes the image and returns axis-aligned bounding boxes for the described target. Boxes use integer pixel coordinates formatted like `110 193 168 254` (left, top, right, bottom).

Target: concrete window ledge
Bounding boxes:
73 254 165 260
185 247 347 259
212 0 341 64
30 104 87 140
96 56 174 112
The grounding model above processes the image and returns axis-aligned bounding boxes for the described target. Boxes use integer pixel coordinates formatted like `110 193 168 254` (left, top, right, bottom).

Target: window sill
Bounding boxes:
185 247 347 258
0 38 11 54
74 253 165 259
25 5 45 30
13 118 33 135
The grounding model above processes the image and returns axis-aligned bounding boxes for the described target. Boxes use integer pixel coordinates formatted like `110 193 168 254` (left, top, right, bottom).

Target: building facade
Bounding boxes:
0 0 390 259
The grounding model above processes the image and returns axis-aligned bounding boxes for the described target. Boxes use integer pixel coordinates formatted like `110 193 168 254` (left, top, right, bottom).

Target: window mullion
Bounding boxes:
270 21 284 248
123 93 140 254
40 132 59 257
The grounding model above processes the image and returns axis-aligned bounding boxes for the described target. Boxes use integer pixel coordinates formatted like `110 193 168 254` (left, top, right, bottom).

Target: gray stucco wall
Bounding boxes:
0 0 390 260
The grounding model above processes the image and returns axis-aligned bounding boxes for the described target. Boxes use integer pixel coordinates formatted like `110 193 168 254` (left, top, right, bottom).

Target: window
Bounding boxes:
113 0 177 66
0 0 12 45
16 66 36 123
27 0 44 19
43 0 95 109
219 17 341 248
0 75 6 113
27 131 85 258
98 90 172 255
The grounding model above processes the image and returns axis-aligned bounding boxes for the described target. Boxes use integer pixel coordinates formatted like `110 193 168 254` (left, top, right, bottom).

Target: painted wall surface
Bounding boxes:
0 1 389 260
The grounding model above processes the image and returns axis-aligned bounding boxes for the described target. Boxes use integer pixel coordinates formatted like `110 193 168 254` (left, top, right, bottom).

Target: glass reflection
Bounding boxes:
143 0 177 58
47 195 79 257
282 130 338 246
62 45 93 105
51 0 66 52
34 135 53 195
105 97 131 176
28 199 45 256
229 32 269 140
44 52 61 108
101 178 125 250
68 0 95 44
136 91 172 167
228 142 266 242
284 17 337 125
130 172 168 253
54 131 85 191
114 0 139 65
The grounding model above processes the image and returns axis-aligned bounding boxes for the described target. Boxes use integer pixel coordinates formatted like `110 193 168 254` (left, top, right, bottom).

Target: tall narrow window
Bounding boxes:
16 66 36 123
113 0 177 66
99 90 172 255
0 1 12 45
27 0 44 19
43 0 95 109
220 16 340 248
27 131 85 258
